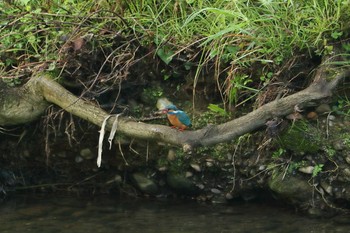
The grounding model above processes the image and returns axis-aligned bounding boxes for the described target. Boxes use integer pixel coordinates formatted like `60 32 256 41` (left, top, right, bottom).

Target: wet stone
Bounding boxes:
342 168 350 178
75 156 84 163
211 188 221 194
333 141 345 151
298 166 314 174
345 155 350 165
315 104 331 114
56 151 67 158
131 172 159 195
80 148 94 160
225 192 234 200
167 173 199 195
185 171 193 178
190 164 201 172
167 149 176 161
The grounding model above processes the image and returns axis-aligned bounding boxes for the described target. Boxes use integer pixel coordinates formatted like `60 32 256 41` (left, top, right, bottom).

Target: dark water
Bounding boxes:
0 194 349 233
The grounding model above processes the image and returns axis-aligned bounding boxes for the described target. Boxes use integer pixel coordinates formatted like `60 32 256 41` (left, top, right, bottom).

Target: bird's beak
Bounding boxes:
153 109 168 115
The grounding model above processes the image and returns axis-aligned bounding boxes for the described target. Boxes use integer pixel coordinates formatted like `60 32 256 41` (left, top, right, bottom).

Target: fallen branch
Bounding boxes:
1 68 350 152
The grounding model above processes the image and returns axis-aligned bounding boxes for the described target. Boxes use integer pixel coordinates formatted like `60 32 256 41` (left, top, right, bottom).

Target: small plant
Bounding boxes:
141 87 164 105
324 147 336 158
312 164 324 178
207 104 229 117
272 148 286 159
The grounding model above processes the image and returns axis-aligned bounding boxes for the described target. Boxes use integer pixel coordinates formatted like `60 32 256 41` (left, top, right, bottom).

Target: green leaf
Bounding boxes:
331 31 343 39
207 104 228 116
312 164 323 178
157 47 174 65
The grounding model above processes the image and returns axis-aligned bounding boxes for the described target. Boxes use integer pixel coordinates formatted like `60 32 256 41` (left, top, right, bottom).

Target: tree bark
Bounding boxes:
1 68 350 151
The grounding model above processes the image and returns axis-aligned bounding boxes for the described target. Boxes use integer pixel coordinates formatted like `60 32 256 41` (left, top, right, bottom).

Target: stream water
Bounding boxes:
0 194 349 233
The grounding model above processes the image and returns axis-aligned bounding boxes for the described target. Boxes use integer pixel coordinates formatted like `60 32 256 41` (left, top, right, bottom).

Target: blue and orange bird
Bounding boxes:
162 104 192 131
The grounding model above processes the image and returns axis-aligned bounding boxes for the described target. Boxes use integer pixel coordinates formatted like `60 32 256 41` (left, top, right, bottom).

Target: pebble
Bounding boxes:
342 168 350 177
211 188 221 194
131 172 159 195
190 164 201 172
185 171 193 178
206 161 214 167
286 112 303 121
80 148 94 160
167 149 176 161
22 150 30 157
328 115 336 121
320 182 333 195
298 166 314 174
166 173 199 195
225 192 234 200
306 111 318 120
333 141 344 151
56 151 67 158
345 155 350 165
158 166 168 172
75 156 84 163
315 104 331 113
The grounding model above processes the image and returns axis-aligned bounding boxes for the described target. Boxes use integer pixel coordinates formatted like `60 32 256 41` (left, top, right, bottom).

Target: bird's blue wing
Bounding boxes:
177 111 192 126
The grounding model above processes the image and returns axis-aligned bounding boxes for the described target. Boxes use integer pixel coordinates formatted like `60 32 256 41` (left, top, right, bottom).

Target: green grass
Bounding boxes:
1 0 350 104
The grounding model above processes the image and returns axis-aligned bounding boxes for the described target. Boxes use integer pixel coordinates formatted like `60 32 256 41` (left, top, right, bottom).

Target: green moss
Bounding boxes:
278 121 322 154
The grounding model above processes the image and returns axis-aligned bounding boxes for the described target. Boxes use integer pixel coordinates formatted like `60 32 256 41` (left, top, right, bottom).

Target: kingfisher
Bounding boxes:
162 104 192 131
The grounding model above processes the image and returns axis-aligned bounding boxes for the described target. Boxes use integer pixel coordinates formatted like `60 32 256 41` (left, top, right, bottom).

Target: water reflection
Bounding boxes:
0 195 349 233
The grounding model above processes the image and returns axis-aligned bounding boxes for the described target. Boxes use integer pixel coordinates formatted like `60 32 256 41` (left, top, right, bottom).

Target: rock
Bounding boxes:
306 111 318 120
240 190 257 201
268 172 314 204
158 166 167 172
167 149 176 161
131 172 159 195
22 150 30 157
105 174 122 185
298 166 314 174
211 195 227 204
225 192 235 200
315 104 331 114
211 188 221 194
307 207 324 217
320 181 333 195
80 148 94 160
342 168 350 178
333 141 345 151
206 161 214 167
190 163 201 172
166 173 199 195
345 155 350 165
328 115 336 121
286 112 303 121
75 156 84 163
196 183 205 190
185 171 193 178
56 151 67 158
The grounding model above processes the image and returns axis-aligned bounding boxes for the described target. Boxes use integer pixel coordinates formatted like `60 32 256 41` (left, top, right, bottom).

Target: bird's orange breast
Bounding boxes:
167 114 187 130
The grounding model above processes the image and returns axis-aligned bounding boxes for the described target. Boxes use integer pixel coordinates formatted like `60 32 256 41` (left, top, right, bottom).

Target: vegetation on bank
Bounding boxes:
1 0 350 106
